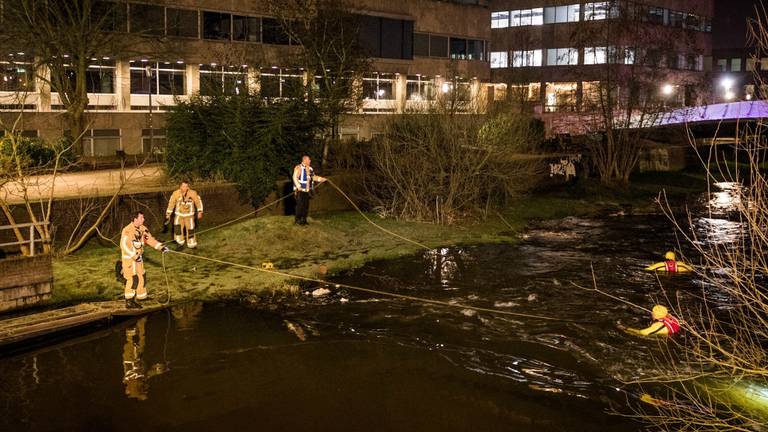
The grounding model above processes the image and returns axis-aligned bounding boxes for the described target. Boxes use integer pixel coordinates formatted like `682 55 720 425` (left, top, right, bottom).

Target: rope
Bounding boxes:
168 249 576 322
326 179 432 251
195 190 296 237
570 264 651 313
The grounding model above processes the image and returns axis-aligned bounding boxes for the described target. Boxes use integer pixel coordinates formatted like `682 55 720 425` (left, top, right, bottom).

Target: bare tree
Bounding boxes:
363 111 546 223
0 0 159 153
265 0 370 166
571 1 705 185
619 9 768 430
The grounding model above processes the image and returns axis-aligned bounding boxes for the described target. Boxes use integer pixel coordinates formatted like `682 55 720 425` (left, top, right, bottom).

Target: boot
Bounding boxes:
125 298 142 309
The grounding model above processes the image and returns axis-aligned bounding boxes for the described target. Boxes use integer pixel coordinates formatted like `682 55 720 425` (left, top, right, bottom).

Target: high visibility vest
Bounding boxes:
665 260 678 272
297 165 314 191
659 316 681 334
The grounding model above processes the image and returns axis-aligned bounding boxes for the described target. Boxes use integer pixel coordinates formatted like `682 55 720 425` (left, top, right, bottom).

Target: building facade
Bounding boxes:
711 0 766 102
0 0 491 157
487 0 714 116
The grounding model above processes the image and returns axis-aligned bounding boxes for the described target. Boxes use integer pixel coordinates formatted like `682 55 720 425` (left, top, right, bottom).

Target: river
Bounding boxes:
0 184 744 431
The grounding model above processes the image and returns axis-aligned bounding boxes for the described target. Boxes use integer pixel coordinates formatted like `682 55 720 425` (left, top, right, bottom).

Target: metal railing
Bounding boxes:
0 222 49 256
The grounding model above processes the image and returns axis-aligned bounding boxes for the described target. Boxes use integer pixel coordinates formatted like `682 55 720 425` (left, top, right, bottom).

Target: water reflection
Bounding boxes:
708 181 744 214
122 317 167 400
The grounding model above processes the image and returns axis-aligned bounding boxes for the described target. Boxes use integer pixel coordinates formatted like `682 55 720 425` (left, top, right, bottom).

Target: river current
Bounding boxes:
0 184 744 431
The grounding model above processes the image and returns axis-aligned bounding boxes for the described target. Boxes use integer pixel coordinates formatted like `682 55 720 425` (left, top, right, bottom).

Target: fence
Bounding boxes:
0 222 49 256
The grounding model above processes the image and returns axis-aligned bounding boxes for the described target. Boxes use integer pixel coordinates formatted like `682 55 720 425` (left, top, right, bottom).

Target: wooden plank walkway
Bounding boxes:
0 300 169 349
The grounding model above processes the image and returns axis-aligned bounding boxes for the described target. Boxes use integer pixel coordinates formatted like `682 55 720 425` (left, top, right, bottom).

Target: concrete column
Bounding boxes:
115 60 131 112
249 69 260 96
395 73 406 113
470 78 482 113
35 60 51 112
435 75 446 105
186 64 199 96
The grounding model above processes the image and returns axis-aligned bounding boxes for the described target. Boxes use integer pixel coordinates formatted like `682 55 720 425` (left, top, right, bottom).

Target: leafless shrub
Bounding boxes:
361 111 546 224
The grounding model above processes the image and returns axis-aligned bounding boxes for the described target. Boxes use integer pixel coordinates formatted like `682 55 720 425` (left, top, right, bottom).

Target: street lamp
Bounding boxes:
144 65 153 156
662 84 674 96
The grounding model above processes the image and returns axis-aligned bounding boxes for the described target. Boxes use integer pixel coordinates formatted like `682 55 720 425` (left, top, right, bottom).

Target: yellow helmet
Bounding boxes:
652 305 669 320
664 251 676 261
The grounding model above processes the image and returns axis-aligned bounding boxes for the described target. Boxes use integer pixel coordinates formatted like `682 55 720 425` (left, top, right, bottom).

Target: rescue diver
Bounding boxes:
120 211 169 308
292 155 326 225
618 304 681 336
165 180 204 248
645 251 693 273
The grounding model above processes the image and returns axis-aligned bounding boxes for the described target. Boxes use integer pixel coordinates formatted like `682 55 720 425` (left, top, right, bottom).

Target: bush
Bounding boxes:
0 134 74 174
165 95 324 206
361 112 546 223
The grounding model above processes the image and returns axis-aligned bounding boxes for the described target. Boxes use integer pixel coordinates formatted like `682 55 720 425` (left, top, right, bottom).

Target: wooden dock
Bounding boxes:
0 300 169 349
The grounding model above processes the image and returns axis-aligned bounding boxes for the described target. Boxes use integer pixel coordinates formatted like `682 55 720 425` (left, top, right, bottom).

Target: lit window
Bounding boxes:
584 47 607 64
129 61 186 95
547 48 578 66
406 75 435 101
259 67 302 98
761 57 768 70
362 73 395 100
512 50 542 67
531 8 544 25
490 51 508 69
544 82 577 112
584 1 618 21
200 65 248 96
0 60 35 92
731 58 742 72
491 11 509 28
509 8 544 26
716 59 727 72
747 58 757 71
544 4 580 24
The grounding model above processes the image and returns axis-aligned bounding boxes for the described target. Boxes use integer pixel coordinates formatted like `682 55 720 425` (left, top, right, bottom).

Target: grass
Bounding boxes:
50 169 710 306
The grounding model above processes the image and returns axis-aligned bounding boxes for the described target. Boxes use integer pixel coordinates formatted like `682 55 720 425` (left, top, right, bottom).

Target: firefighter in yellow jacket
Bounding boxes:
121 211 168 308
166 180 204 248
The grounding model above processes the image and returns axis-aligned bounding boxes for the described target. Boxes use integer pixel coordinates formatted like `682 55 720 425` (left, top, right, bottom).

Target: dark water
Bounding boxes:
0 185 743 432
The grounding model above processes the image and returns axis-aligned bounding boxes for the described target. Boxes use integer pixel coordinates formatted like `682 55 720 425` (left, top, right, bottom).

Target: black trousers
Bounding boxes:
295 191 310 224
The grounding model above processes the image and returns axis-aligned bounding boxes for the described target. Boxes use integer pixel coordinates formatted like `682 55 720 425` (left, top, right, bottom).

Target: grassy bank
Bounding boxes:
51 170 707 305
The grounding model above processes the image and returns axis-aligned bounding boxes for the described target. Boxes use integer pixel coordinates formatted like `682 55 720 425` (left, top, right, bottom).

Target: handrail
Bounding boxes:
0 222 49 230
0 222 49 256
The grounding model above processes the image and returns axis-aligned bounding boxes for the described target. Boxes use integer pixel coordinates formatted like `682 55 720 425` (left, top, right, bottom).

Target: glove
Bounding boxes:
162 246 170 253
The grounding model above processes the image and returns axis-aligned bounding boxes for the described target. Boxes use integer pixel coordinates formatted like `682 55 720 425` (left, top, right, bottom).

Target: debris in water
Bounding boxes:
493 301 519 308
312 287 331 297
461 309 477 317
340 297 349 303
552 278 561 286
527 294 538 302
284 320 306 341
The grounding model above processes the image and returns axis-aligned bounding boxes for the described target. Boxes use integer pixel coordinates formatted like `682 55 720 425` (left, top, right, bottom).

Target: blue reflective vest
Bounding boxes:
296 164 314 191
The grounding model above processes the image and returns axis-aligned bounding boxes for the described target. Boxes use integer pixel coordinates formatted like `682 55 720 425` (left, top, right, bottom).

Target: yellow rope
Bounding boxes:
326 179 432 251
168 250 576 322
195 190 296 237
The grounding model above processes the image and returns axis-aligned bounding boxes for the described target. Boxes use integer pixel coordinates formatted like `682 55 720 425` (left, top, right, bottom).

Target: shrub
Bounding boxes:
165 95 324 206
361 112 546 223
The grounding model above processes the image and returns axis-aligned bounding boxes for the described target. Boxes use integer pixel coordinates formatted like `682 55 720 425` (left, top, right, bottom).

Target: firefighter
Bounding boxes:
292 155 326 225
165 180 204 248
120 210 168 308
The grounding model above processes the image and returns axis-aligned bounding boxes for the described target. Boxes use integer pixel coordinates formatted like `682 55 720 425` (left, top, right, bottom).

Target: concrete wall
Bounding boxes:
0 255 53 312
